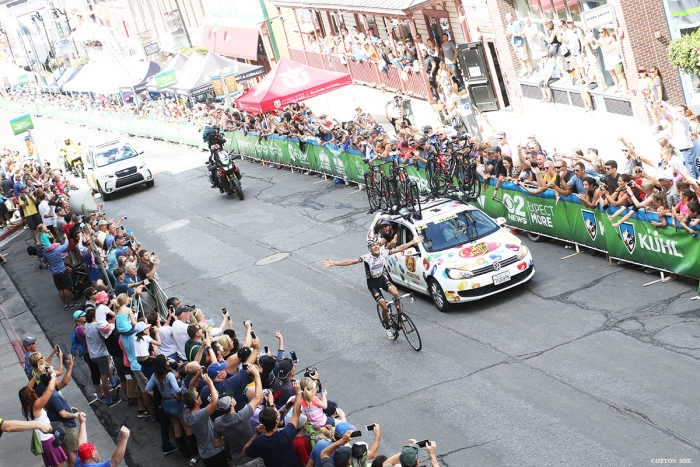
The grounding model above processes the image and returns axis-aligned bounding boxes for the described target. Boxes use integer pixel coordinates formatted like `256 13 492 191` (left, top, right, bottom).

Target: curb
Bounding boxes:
0 223 22 243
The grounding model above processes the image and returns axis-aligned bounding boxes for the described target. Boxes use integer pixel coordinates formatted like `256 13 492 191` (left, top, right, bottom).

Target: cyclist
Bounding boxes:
322 235 423 338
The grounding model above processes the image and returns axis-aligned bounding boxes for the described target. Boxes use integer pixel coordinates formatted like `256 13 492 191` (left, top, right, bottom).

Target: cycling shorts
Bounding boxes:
367 275 393 302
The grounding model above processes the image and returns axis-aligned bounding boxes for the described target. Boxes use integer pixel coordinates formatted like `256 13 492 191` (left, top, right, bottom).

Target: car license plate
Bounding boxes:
493 271 511 285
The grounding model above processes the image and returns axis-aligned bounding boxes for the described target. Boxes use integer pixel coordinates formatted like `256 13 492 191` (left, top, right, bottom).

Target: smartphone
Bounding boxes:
290 351 298 363
250 330 257 339
126 228 133 236
416 440 429 448
71 408 78 414
350 430 362 438
222 308 228 315
365 424 375 432
264 346 269 354
242 364 249 369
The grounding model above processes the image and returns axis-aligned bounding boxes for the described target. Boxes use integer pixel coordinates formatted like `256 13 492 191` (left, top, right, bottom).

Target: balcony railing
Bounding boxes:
288 48 431 101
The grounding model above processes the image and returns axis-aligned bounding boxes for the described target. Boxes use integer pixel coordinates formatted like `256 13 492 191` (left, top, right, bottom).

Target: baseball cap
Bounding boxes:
334 446 352 467
22 336 37 348
134 322 151 333
399 444 420 467
237 347 252 363
175 306 192 316
488 146 502 154
380 220 392 227
418 137 427 145
78 442 96 462
73 310 86 320
334 421 356 438
277 358 294 378
207 360 227 378
217 396 232 411
97 220 108 226
283 410 308 427
258 354 270 366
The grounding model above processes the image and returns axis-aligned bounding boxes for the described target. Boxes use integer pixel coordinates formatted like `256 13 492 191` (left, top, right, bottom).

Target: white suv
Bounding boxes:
369 198 535 311
84 141 154 200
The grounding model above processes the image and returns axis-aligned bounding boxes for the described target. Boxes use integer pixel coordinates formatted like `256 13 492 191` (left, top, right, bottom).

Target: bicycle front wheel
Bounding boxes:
399 312 422 351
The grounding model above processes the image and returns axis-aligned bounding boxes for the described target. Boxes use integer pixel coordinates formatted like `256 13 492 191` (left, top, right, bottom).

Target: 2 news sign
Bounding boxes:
10 113 33 135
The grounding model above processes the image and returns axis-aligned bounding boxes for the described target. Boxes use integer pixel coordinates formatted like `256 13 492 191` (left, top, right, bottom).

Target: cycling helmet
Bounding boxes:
367 237 381 247
388 137 398 146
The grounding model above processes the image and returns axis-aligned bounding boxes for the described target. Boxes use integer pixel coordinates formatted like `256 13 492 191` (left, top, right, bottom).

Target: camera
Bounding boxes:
626 181 635 187
304 367 317 377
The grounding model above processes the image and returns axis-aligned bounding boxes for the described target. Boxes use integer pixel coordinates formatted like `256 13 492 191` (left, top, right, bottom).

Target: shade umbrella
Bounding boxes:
235 57 352 114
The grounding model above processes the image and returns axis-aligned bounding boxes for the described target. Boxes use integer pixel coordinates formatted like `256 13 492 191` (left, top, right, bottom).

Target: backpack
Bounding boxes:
71 328 85 358
202 126 215 143
27 245 37 256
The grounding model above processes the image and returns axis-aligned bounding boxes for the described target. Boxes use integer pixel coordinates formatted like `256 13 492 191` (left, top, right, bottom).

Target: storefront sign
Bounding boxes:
210 75 225 98
223 71 238 96
144 42 160 56
155 69 178 89
582 4 617 30
10 113 34 135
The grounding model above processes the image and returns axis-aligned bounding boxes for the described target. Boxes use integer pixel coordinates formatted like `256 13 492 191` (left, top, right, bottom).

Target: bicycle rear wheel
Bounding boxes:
399 312 422 351
429 164 450 197
364 172 381 211
406 181 422 218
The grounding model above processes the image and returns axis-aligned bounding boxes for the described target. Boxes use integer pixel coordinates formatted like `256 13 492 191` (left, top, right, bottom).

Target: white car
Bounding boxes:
84 140 154 200
369 198 535 311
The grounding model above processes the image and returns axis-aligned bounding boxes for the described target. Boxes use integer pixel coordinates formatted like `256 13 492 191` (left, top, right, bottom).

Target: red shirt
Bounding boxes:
292 435 310 465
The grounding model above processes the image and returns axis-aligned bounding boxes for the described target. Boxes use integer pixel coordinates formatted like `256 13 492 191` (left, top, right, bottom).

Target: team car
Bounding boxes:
369 198 535 311
83 140 154 200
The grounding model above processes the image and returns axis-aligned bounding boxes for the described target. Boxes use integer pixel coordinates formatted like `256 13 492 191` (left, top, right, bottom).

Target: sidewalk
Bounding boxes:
0 259 119 465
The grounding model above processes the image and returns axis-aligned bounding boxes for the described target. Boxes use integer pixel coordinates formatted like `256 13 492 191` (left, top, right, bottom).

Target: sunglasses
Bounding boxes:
544 166 552 170
554 165 563 169
605 167 612 171
621 149 629 152
635 169 643 173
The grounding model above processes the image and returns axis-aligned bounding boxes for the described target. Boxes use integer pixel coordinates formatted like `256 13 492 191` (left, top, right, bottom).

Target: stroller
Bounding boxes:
27 243 50 269
65 263 91 300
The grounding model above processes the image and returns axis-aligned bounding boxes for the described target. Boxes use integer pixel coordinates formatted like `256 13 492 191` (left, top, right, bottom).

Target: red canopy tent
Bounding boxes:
235 57 352 114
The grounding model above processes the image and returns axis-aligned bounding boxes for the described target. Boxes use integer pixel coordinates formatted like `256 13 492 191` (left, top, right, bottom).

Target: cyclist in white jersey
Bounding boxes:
323 235 423 338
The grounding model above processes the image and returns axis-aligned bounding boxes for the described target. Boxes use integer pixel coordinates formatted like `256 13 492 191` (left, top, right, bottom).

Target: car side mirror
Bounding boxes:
496 217 507 226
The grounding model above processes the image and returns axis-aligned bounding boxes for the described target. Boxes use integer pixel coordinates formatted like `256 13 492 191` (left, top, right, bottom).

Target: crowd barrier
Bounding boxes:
3 99 699 280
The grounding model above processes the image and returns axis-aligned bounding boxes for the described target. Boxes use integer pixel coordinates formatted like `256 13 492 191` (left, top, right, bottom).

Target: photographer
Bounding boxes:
380 439 439 467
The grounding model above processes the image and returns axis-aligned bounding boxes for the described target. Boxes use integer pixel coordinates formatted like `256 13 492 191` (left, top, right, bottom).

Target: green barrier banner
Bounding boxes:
4 99 699 279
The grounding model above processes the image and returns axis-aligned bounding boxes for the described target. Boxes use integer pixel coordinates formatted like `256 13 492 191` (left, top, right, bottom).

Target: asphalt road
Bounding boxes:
2 110 700 466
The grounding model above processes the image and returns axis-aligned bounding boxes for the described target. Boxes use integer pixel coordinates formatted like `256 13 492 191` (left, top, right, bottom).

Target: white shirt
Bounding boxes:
173 319 190 360
38 200 55 226
134 335 153 358
158 325 178 357
670 116 693 151
95 304 114 337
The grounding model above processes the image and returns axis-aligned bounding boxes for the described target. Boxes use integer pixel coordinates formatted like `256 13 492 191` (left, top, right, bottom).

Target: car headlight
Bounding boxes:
446 268 474 280
101 173 115 179
517 245 529 260
138 164 147 169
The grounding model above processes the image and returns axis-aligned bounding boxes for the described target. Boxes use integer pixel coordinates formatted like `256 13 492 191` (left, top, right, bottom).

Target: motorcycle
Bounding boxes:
207 150 244 200
58 144 85 179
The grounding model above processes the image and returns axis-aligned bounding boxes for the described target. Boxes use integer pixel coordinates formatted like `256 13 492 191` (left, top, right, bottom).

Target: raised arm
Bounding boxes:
110 426 131 466
389 235 424 255
322 257 361 267
204 374 218 416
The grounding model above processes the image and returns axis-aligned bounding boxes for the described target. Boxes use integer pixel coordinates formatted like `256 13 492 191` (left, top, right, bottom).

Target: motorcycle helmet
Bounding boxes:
212 124 220 132
64 138 71 145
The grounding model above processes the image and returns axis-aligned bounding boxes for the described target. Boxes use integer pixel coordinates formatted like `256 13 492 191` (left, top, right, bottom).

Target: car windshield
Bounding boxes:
417 209 499 252
94 145 138 167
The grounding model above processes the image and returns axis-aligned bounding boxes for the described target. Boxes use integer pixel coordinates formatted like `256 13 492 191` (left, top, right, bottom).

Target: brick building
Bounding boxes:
484 0 691 127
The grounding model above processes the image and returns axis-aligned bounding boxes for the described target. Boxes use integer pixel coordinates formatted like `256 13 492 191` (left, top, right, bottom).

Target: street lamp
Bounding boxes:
49 1 72 36
0 27 16 64
30 11 54 58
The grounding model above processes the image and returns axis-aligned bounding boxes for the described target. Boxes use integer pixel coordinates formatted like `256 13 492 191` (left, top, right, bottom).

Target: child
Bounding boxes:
611 183 666 228
679 201 700 237
672 188 698 229
37 223 60 251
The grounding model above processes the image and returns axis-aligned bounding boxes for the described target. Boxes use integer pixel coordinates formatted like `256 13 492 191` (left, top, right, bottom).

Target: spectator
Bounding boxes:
75 413 130 467
84 308 119 407
598 28 628 96
183 372 229 467
243 380 303 467
18 184 40 242
505 13 531 77
0 418 52 435
440 32 463 89
137 249 159 280
212 365 263 466
23 336 48 380
18 371 68 467
43 237 75 309
145 355 194 457
173 305 193 361
655 102 697 178
537 51 559 103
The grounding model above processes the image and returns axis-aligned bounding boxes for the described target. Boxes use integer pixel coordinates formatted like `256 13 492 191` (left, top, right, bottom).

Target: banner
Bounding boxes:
155 70 178 90
10 113 34 135
2 99 699 278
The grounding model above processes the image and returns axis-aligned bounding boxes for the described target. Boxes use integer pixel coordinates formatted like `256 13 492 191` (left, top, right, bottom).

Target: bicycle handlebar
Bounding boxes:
385 292 414 306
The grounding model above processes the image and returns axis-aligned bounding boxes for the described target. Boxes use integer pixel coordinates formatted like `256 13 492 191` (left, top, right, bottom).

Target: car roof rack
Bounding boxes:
95 140 121 148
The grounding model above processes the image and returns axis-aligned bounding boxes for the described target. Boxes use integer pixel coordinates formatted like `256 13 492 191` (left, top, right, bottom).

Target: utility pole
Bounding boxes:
0 27 16 64
172 0 191 48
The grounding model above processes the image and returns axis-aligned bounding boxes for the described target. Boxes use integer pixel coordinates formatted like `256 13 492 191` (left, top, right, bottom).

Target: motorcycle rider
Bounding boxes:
207 144 241 192
206 125 227 188
58 137 82 173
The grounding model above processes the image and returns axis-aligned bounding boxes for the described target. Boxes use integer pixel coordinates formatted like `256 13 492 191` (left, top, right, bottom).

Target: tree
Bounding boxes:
668 29 700 77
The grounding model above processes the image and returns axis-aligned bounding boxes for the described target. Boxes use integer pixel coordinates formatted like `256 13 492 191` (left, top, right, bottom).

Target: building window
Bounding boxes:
514 0 605 23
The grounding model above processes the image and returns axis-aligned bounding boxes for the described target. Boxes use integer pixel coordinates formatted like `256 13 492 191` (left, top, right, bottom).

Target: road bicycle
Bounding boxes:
376 292 422 351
